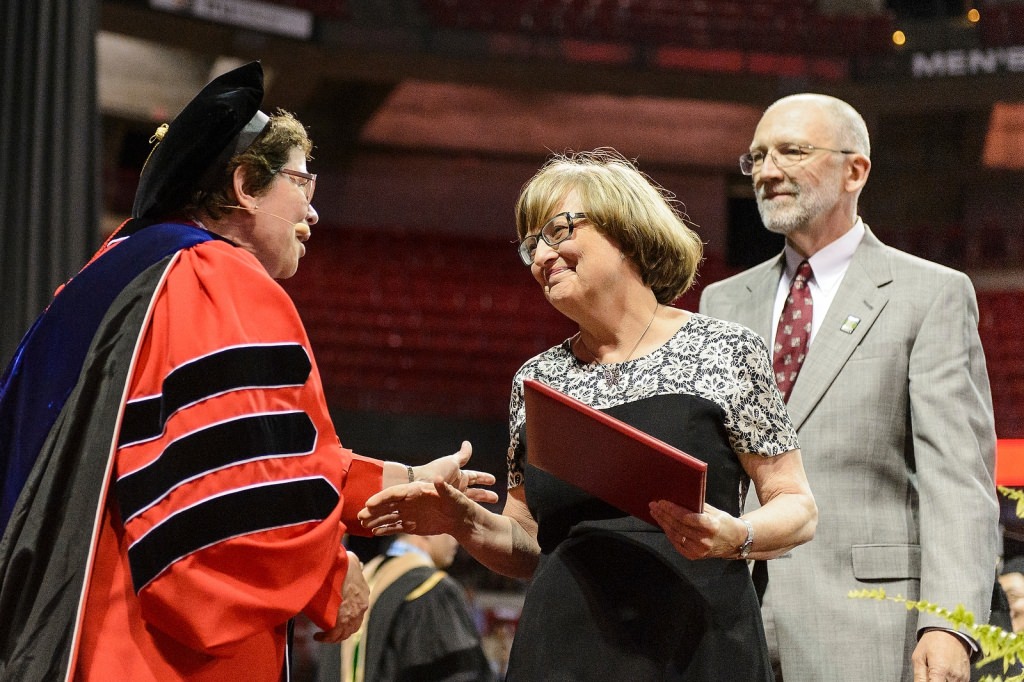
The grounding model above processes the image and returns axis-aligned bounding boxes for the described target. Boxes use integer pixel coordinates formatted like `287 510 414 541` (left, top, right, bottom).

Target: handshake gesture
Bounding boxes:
322 441 498 642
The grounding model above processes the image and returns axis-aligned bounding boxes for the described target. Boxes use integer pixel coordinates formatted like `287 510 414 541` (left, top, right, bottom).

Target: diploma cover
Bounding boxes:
523 379 707 525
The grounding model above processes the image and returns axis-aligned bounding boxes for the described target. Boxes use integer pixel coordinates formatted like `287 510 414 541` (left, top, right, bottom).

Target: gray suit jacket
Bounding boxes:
700 227 999 682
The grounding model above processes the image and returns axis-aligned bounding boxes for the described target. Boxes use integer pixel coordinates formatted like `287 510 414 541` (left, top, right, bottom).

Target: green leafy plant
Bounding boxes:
849 588 1023 681
1000 486 1024 520
847 485 1024 681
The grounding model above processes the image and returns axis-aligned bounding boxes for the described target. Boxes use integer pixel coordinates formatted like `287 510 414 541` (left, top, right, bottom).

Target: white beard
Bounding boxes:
756 178 842 236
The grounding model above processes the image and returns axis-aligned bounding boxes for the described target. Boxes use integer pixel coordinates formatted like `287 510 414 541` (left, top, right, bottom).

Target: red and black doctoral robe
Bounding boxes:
0 222 381 681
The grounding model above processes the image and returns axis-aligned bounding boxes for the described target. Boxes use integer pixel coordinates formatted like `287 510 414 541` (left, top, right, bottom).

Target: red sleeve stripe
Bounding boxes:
127 476 339 591
119 343 311 447
116 411 317 521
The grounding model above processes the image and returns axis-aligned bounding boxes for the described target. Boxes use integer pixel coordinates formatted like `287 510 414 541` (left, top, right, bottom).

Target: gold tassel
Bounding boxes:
149 123 168 144
140 123 169 176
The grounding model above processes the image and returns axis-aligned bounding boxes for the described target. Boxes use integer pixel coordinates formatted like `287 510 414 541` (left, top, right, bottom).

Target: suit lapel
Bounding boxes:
735 257 785 340
786 228 892 429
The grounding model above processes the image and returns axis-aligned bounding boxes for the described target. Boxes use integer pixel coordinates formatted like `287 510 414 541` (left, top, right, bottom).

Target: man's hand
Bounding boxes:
314 551 369 643
911 629 971 682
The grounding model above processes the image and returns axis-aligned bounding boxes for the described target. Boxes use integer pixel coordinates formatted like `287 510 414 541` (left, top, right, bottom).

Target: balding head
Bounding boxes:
748 93 873 254
764 94 870 158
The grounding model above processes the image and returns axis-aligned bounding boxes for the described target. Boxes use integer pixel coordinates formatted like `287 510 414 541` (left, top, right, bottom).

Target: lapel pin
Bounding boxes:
840 315 861 334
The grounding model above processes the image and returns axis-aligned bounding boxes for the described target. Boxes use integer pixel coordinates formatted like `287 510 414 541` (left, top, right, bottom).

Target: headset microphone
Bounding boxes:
221 205 308 236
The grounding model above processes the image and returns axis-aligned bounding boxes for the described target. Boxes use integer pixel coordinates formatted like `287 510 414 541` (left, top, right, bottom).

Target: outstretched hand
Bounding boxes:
359 478 477 538
414 441 498 505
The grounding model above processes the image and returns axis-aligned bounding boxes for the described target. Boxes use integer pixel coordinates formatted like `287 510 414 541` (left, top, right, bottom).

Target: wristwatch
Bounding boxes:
737 518 754 559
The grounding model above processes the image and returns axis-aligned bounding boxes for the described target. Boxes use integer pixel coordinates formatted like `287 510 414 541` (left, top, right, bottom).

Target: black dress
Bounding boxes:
504 314 798 682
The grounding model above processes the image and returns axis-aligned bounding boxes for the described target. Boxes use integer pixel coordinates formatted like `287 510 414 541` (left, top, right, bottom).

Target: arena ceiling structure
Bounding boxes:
99 0 1024 177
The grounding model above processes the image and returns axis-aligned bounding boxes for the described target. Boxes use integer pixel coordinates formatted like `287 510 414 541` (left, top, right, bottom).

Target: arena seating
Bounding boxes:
285 226 1024 436
268 0 349 19
285 227 578 419
418 0 895 56
978 1 1024 46
979 290 1024 437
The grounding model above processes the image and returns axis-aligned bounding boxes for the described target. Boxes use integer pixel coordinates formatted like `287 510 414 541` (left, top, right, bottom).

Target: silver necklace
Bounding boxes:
575 303 659 385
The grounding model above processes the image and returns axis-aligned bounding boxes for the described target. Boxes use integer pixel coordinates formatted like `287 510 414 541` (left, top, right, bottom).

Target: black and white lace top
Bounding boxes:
506 313 799 491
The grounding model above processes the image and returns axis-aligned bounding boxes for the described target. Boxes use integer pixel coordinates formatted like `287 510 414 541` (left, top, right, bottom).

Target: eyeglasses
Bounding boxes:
739 144 855 175
278 168 317 203
517 212 586 266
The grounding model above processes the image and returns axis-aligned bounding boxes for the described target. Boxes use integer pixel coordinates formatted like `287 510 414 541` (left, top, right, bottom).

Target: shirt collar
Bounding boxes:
783 217 865 293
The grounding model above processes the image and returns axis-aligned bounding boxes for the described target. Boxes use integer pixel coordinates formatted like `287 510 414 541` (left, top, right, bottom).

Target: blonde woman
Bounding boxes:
362 149 816 681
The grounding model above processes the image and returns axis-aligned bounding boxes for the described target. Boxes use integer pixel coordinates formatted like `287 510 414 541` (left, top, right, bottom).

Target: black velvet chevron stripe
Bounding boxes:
116 411 317 521
127 477 339 591
118 343 311 447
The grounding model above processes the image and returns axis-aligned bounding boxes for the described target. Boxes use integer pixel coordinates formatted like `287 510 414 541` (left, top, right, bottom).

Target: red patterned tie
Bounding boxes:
773 260 813 402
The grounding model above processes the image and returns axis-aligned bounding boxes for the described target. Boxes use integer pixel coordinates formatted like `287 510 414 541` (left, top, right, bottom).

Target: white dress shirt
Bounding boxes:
770 218 866 353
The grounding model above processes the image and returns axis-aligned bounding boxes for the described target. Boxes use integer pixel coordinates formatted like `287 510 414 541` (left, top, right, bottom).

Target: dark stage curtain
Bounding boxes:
1 0 99 366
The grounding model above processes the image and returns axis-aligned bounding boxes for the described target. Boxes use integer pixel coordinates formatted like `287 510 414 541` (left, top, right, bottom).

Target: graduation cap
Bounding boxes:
131 61 270 222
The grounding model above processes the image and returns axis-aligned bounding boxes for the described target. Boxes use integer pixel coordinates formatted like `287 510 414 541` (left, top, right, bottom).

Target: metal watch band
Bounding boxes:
737 518 754 559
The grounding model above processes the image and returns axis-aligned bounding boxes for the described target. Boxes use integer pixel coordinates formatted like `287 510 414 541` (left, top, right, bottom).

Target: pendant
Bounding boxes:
602 366 619 385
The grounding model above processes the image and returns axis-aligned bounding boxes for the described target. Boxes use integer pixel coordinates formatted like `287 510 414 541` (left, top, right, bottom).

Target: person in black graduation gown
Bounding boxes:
341 534 494 681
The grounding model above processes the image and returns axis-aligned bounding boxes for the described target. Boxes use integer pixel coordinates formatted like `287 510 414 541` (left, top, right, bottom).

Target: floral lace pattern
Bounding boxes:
506 313 798 489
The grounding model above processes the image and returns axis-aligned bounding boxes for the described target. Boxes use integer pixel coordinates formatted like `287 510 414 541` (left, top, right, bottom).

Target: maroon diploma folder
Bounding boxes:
523 379 707 525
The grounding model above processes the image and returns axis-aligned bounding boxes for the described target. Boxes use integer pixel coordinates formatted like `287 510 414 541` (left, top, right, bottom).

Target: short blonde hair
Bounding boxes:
515 148 703 304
